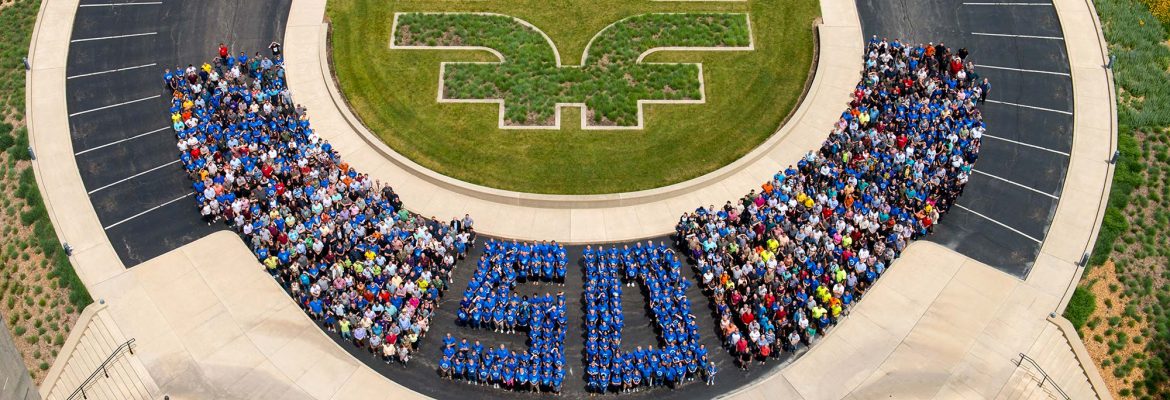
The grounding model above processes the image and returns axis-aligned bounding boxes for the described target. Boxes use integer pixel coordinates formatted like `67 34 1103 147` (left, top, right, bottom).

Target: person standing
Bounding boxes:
979 78 991 104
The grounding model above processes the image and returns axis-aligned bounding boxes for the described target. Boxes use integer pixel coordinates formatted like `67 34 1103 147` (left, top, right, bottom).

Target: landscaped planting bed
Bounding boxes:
0 0 92 384
1070 0 1170 398
394 12 751 127
330 0 817 193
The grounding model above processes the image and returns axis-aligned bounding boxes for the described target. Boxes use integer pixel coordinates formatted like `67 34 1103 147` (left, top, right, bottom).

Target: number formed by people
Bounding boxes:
391 12 752 128
439 239 568 393
582 241 714 393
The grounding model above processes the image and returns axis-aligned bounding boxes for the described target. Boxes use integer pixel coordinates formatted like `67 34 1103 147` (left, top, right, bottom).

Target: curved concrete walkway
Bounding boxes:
25 0 1115 398
282 0 863 243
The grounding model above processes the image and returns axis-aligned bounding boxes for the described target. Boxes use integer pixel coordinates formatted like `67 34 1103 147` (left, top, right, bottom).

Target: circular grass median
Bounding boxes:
329 0 818 194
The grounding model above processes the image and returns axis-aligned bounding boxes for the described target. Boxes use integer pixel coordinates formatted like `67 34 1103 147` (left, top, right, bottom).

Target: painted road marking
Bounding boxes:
88 159 180 194
68 63 157 79
977 64 1069 76
75 126 170 156
981 133 1070 157
69 95 160 117
103 194 188 230
971 32 1064 40
79 2 162 6
985 99 1073 115
973 169 1059 199
70 31 157 43
955 204 1043 243
962 2 1052 5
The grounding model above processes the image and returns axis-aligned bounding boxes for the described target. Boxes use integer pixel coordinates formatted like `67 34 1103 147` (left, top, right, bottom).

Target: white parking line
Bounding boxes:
69 95 160 117
79 2 162 6
103 194 188 230
68 63 157 79
971 32 1064 40
962 2 1052 5
981 133 1070 156
70 31 156 43
954 204 1043 243
75 126 169 156
976 64 1070 76
972 169 1059 199
87 159 180 194
985 99 1073 115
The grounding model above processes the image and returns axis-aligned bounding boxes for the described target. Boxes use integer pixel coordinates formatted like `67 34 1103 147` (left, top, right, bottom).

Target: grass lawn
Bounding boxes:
328 0 818 194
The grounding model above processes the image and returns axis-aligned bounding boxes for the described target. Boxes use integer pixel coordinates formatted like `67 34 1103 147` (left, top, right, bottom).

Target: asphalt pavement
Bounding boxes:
66 0 292 266
856 0 1075 278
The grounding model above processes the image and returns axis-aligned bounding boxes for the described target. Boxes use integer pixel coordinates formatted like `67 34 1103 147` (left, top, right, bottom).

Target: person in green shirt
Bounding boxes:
339 319 352 340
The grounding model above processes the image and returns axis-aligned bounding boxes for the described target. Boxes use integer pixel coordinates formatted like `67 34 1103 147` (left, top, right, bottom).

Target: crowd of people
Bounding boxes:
441 239 568 392
163 35 986 392
675 37 986 368
583 242 715 392
166 46 475 365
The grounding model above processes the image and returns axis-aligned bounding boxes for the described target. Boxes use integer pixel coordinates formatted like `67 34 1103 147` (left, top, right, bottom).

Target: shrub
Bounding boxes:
1143 0 1170 24
1065 287 1098 332
0 131 14 153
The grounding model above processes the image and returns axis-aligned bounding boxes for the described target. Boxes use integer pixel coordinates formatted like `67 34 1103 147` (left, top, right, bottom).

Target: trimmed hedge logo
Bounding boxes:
391 12 753 129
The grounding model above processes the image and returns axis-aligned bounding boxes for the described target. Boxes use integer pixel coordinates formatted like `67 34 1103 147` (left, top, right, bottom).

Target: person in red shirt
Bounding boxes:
218 43 229 62
736 337 750 369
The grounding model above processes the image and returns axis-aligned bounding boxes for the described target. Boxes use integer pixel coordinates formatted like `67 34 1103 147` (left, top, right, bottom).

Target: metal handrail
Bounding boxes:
1015 352 1072 400
67 338 136 400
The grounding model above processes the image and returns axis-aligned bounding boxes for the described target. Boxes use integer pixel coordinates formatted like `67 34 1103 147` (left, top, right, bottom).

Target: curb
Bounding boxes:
1048 315 1115 400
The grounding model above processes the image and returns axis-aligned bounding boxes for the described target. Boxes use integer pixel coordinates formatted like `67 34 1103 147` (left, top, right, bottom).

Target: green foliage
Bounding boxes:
394 13 750 126
1083 0 1170 396
330 0 818 193
1065 286 1097 332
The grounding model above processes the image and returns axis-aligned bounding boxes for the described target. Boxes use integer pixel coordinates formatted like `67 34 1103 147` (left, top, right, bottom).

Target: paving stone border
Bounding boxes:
389 12 754 129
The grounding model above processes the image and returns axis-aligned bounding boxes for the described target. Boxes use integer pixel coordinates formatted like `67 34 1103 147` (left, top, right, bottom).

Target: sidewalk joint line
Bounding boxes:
75 127 170 156
87 159 180 194
954 204 1043 243
103 194 189 230
70 31 157 42
68 63 157 79
981 133 1070 156
976 64 1069 76
69 95 159 117
972 169 1060 199
985 99 1073 115
971 32 1064 40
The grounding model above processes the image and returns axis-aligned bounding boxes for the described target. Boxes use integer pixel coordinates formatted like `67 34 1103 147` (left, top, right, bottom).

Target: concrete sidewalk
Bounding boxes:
281 0 864 243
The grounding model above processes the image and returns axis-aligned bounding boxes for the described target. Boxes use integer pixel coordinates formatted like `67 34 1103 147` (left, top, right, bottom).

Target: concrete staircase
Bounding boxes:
996 322 1100 400
39 303 159 400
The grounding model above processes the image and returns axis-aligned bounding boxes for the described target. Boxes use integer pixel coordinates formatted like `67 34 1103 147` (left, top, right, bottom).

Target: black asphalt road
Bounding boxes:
60 0 1077 397
66 0 291 266
856 0 1075 278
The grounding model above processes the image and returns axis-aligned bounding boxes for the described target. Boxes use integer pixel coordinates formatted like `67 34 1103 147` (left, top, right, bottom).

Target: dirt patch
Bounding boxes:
0 152 83 383
1081 260 1148 399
